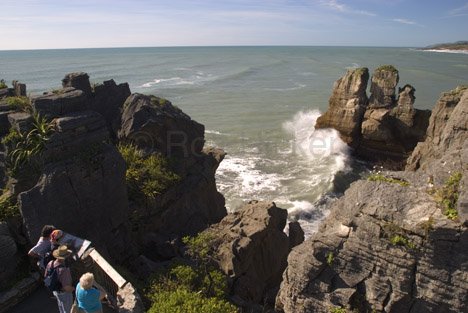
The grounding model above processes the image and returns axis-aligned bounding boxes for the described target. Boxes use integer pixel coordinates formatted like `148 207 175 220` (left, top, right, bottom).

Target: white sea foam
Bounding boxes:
422 49 468 55
282 110 350 169
346 63 360 70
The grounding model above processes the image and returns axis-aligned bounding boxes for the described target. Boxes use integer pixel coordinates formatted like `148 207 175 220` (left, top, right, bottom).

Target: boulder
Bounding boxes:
118 93 205 160
315 68 369 146
91 79 131 139
207 201 291 304
7 112 33 133
32 87 87 118
62 72 92 97
12 81 26 97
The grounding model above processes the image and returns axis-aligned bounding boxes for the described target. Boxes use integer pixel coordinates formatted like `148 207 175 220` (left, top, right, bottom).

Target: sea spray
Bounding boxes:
214 110 351 236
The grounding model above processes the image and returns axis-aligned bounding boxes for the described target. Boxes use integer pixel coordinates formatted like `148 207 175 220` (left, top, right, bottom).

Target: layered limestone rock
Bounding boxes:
316 66 430 164
315 68 369 146
276 85 468 313
407 86 468 171
120 94 226 257
206 201 303 305
0 223 18 290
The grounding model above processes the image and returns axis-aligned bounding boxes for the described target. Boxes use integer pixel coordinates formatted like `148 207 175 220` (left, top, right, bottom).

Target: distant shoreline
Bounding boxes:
418 41 468 55
420 48 468 55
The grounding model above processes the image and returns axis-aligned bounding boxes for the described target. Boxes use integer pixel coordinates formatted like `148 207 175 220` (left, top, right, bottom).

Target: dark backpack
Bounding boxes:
42 251 55 270
44 263 64 292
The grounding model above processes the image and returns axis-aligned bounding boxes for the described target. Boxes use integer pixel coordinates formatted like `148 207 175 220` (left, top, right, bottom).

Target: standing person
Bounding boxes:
28 225 55 272
50 229 64 249
45 245 74 313
76 272 107 313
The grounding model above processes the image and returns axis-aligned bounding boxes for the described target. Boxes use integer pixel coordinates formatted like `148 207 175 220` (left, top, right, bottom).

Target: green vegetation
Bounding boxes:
376 64 398 73
0 79 7 89
434 172 462 220
0 192 19 222
368 173 410 187
2 114 54 176
330 307 347 313
390 234 416 249
326 251 334 266
6 96 32 112
118 144 180 202
146 232 238 313
419 215 435 238
383 222 416 250
150 95 168 106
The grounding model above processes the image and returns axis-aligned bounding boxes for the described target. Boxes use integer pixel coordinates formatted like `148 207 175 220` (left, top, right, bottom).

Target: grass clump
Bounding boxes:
149 95 168 106
368 173 409 187
0 79 7 89
383 222 416 250
147 232 238 313
434 172 462 220
118 144 180 202
6 96 32 112
2 114 54 176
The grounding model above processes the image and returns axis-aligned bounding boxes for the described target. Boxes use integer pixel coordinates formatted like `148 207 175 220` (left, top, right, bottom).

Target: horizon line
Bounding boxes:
0 44 422 52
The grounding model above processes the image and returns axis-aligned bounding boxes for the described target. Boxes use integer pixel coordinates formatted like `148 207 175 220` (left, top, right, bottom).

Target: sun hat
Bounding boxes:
50 230 63 242
53 245 72 259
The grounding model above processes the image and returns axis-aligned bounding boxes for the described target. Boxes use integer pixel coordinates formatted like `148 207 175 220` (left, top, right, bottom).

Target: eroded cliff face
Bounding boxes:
316 66 430 164
276 87 468 313
0 72 226 264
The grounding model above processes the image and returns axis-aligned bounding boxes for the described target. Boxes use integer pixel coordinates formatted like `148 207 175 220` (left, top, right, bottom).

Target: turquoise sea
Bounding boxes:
1 46 467 234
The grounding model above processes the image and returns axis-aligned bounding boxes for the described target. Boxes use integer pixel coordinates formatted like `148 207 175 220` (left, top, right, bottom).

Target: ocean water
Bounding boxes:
1 46 467 235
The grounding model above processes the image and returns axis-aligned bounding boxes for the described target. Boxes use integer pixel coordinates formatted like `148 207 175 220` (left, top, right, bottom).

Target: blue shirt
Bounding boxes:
76 283 101 312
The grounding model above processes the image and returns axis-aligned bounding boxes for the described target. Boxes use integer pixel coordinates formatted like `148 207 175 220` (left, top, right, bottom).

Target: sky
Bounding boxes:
0 0 467 50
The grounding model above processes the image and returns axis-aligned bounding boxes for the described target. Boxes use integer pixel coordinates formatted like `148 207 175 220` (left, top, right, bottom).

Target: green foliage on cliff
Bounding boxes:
0 79 7 89
2 114 54 176
367 173 409 187
390 234 416 249
6 96 32 112
329 307 347 313
326 251 334 266
0 192 19 222
376 64 398 73
118 144 180 202
146 233 238 313
435 172 462 220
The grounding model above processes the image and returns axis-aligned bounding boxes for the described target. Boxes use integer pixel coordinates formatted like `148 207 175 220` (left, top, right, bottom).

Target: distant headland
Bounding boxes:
419 40 468 54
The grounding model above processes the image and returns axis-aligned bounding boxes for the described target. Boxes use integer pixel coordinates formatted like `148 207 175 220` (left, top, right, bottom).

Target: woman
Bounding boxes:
28 225 55 272
75 272 107 313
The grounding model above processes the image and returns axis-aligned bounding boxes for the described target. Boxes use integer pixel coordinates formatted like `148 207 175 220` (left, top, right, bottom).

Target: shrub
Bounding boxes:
0 79 7 89
0 192 19 222
6 96 32 112
434 172 462 220
3 114 54 176
368 173 409 187
146 233 236 312
376 65 398 73
118 144 180 202
148 287 238 313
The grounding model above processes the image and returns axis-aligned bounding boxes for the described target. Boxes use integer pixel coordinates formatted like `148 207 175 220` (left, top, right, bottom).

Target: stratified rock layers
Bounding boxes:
316 66 430 163
276 87 468 313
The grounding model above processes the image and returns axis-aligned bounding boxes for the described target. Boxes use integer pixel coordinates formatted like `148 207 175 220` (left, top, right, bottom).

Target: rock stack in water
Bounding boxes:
316 65 431 165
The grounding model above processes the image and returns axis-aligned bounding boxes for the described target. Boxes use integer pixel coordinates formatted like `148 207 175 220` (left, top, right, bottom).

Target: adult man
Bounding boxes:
28 225 55 272
45 245 74 313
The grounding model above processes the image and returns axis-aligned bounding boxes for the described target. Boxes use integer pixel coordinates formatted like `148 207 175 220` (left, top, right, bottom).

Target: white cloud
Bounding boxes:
319 0 376 16
448 2 468 16
392 18 424 27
